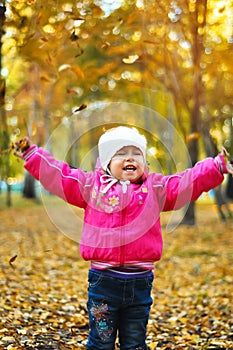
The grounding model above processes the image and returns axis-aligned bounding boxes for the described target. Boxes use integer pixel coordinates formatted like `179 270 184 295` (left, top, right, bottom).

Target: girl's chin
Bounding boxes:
121 175 141 182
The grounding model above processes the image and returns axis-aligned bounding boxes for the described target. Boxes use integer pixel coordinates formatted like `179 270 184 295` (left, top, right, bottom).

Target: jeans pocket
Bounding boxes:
146 275 153 289
88 270 103 288
135 275 153 291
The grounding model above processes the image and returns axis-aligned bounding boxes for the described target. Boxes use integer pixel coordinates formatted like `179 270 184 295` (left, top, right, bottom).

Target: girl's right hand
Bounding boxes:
13 137 31 158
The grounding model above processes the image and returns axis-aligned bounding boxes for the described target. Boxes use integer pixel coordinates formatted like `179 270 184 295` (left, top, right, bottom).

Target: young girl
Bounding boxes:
15 126 232 350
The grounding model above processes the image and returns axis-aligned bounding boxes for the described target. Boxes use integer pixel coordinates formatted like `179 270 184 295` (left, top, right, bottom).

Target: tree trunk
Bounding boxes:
181 118 200 225
0 3 11 207
202 122 232 220
23 171 36 198
6 182 12 207
181 1 207 226
181 143 198 226
226 174 233 200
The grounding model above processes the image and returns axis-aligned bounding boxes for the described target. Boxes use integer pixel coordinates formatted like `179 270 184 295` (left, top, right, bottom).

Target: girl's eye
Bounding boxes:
133 152 142 157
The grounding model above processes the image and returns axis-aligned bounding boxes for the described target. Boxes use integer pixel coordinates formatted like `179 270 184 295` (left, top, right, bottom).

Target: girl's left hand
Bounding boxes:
222 147 233 174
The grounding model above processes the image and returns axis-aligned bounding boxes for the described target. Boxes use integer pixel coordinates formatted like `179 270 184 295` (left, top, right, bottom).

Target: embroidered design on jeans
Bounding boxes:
90 302 113 342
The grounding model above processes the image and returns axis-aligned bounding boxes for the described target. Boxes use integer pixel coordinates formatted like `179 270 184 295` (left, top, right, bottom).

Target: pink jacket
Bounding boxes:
23 146 225 268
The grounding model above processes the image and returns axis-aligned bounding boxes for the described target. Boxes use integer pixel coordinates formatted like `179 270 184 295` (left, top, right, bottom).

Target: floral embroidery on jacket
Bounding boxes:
135 186 148 205
108 195 119 207
90 186 120 212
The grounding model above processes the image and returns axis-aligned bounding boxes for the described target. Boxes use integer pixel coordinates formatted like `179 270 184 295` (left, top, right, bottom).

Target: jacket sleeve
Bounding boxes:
162 156 225 211
23 146 90 208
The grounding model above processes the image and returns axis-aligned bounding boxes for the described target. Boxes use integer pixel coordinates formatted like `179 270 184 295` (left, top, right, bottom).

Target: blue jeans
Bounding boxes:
86 269 153 350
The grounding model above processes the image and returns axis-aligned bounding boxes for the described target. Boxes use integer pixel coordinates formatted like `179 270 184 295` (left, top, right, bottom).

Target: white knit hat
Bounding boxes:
98 126 147 171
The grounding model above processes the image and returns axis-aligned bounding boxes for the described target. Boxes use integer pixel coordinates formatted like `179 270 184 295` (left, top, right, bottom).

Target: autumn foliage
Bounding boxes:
0 200 232 349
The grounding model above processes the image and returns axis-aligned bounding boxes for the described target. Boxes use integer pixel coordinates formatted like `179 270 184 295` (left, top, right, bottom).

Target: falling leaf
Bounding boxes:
92 6 105 18
9 254 18 268
126 13 138 24
31 121 37 136
67 88 79 95
40 75 51 82
186 132 201 143
122 55 139 64
46 51 54 63
100 41 111 49
144 39 161 45
75 48 84 57
70 31 80 41
71 65 85 79
218 6 225 13
58 64 71 72
73 104 87 113
40 36 49 42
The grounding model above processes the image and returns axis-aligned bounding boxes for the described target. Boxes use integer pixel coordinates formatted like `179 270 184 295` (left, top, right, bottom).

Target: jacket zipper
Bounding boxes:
119 182 129 266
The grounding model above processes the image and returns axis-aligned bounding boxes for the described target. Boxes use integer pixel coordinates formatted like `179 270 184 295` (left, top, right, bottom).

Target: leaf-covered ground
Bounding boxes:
0 199 232 350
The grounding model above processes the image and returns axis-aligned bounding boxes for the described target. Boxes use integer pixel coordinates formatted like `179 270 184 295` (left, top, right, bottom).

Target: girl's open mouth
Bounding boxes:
123 165 136 171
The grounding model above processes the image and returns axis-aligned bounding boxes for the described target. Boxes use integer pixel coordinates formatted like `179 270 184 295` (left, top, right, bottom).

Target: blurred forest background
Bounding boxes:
0 2 233 349
1 0 233 223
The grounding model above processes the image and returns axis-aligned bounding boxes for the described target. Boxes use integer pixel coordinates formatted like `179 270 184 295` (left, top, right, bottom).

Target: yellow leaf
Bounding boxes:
126 13 138 24
9 254 17 268
67 88 79 95
17 329 27 335
2 336 15 341
40 76 51 82
100 41 111 49
122 55 139 64
179 317 187 323
31 121 37 136
58 64 71 72
98 62 116 75
148 342 158 350
71 66 85 79
40 311 50 320
186 132 201 143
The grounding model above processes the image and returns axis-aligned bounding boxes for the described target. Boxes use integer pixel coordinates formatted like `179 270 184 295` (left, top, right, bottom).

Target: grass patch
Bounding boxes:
0 192 41 209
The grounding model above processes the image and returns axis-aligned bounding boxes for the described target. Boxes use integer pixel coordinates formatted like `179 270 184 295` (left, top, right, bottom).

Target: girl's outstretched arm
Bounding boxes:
13 138 89 208
162 149 233 211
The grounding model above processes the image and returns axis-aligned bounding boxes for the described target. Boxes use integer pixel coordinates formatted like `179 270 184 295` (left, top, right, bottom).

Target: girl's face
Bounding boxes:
109 145 145 182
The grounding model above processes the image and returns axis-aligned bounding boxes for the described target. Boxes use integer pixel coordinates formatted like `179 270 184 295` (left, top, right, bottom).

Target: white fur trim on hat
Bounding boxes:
98 126 147 171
